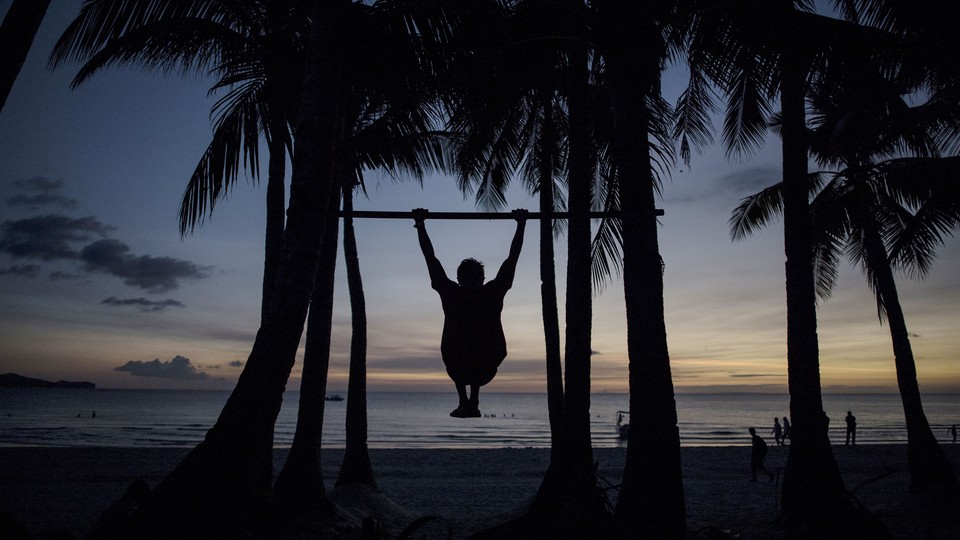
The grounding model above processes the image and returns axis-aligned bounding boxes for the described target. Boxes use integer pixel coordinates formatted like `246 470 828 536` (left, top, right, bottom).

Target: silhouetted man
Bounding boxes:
749 427 774 482
845 411 857 445
414 208 527 418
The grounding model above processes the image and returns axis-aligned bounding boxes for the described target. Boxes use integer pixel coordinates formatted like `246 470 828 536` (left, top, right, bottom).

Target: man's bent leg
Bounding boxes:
465 385 481 417
451 382 470 418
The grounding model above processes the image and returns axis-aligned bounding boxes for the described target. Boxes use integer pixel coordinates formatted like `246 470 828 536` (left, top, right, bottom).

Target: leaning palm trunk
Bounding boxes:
135 3 347 534
273 193 341 506
864 225 959 494
777 52 857 531
261 131 288 321
604 43 685 538
0 0 50 112
336 185 377 489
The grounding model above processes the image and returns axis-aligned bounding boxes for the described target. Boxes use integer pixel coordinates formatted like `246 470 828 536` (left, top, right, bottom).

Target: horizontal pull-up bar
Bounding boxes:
336 210 664 219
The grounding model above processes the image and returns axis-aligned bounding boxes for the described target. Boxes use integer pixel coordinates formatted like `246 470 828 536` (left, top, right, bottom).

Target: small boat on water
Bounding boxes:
616 410 630 439
325 394 344 402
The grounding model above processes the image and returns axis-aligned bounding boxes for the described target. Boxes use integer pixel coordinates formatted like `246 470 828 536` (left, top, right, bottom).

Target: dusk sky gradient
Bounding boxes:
1 1 958 394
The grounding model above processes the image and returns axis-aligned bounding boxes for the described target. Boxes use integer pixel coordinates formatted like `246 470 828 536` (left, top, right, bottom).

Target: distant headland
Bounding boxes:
0 373 96 389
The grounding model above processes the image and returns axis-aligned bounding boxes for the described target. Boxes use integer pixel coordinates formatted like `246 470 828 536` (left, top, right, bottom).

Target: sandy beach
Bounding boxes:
1 444 958 538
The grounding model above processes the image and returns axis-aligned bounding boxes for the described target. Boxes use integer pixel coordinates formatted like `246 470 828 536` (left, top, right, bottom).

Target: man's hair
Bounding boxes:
457 258 485 286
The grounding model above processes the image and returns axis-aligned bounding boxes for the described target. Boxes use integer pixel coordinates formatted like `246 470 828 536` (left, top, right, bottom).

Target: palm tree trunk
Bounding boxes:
137 2 348 533
537 94 565 462
530 3 605 532
778 48 853 530
273 190 341 507
261 134 287 321
0 0 50 112
864 225 959 494
602 31 685 537
336 184 377 489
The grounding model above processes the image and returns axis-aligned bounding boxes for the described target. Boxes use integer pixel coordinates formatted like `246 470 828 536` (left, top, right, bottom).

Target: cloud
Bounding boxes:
228 360 244 367
6 176 79 210
0 215 113 260
101 296 185 312
718 166 782 197
114 355 214 380
49 271 87 281
730 373 783 378
80 239 212 293
0 264 40 277
667 165 781 204
7 193 80 210
14 176 64 191
0 201 212 293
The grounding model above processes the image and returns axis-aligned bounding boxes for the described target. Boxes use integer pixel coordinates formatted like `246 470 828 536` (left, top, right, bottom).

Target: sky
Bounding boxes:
1 1 958 394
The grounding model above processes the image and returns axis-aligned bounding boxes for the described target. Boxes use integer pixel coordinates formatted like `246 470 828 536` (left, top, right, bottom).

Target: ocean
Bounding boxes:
0 389 957 448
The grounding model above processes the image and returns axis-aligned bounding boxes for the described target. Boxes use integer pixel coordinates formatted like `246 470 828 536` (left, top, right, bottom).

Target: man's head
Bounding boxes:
749 427 756 436
457 258 485 287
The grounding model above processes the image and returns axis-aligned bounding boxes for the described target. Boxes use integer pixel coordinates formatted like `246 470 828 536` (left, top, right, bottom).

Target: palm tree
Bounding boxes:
592 2 689 535
272 191 341 509
0 0 52 112
135 1 349 532
51 0 311 323
334 183 377 489
533 1 604 532
684 1 899 532
731 61 960 494
121 2 347 533
273 1 453 521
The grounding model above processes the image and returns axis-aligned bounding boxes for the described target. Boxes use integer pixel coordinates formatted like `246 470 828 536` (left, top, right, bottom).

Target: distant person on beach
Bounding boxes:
845 411 857 445
949 425 957 444
771 418 783 446
414 208 527 418
782 416 791 443
749 427 774 482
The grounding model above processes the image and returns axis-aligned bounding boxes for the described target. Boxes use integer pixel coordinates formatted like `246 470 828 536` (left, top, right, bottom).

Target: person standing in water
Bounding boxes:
414 208 527 418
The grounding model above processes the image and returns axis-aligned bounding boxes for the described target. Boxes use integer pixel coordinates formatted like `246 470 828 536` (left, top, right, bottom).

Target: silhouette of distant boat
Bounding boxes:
325 394 344 401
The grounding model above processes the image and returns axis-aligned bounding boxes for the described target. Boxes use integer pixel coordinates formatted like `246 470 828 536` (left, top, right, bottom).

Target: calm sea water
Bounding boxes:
0 389 957 448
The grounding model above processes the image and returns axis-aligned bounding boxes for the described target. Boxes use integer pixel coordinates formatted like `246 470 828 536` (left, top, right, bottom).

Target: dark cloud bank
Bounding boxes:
1 176 212 295
114 355 216 381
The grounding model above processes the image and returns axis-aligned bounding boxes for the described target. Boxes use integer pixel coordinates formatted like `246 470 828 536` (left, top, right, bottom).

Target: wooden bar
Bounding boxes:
336 209 664 219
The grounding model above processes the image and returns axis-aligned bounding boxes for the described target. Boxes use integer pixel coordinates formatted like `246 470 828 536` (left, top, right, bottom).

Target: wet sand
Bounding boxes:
1 444 958 538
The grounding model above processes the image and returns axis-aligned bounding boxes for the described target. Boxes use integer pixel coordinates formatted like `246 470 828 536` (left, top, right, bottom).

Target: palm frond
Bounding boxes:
722 68 774 160
590 167 623 293
673 62 716 165
50 0 222 68
67 17 237 88
728 181 783 241
179 89 263 235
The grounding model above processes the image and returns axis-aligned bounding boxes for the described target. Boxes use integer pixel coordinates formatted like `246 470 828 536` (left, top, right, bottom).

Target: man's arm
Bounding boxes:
413 208 449 288
494 209 528 287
